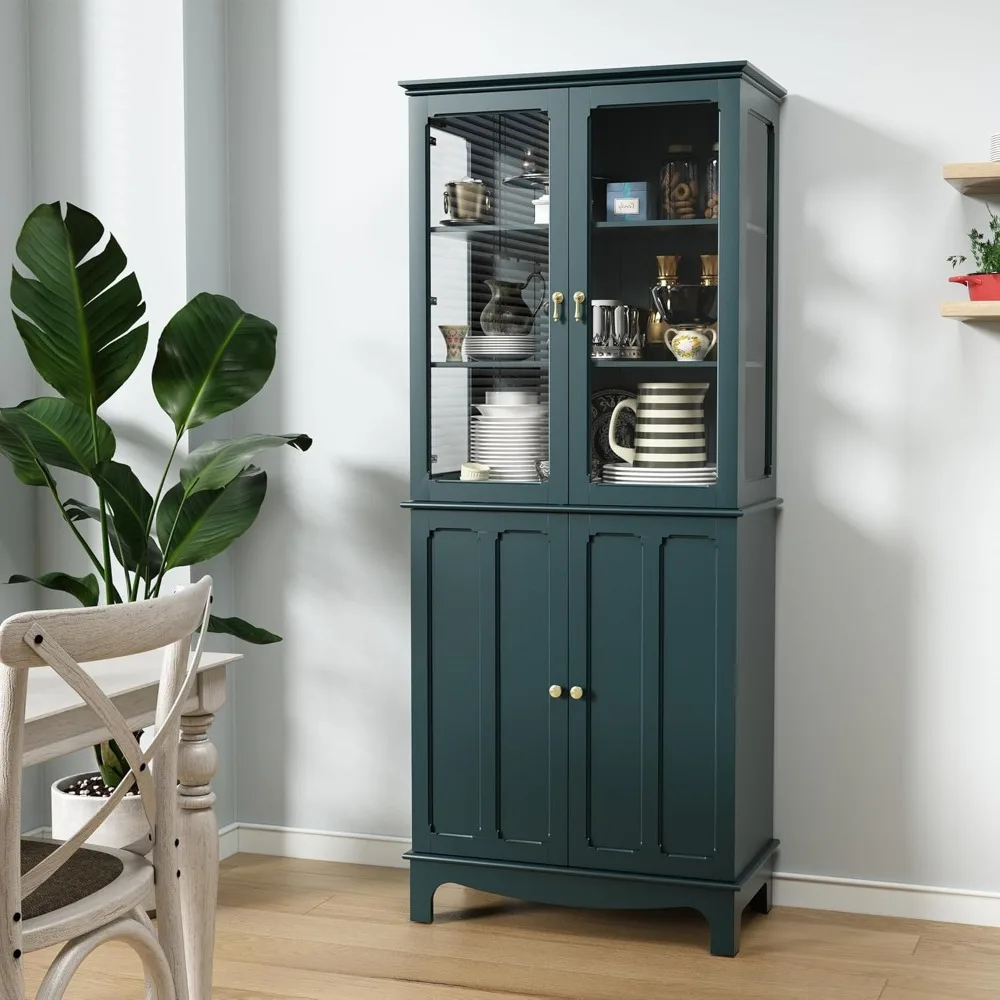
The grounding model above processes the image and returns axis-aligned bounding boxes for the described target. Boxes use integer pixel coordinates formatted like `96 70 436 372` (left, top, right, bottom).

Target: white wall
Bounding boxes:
22 0 238 827
224 0 1000 895
0 0 44 831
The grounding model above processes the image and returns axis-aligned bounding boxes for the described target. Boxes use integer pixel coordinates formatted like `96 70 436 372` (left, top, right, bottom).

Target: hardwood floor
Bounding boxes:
21 854 1000 998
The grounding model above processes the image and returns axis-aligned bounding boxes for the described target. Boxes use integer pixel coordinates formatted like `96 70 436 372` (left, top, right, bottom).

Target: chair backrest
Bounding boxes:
0 577 212 997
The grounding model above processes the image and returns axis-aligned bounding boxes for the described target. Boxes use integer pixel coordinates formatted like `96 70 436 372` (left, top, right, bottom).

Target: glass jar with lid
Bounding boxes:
659 144 698 220
705 143 720 218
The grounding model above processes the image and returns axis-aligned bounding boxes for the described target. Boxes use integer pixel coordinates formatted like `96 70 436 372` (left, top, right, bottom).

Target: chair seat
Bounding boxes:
21 838 154 952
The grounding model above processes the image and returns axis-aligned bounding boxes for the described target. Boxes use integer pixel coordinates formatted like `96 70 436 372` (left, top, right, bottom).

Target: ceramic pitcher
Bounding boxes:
608 382 710 468
481 271 546 337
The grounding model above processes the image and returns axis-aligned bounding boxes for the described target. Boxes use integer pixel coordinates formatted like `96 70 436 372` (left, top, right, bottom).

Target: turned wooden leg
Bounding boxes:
177 709 219 1000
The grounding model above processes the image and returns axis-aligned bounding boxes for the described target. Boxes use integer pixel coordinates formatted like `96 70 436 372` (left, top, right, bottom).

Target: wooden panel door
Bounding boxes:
411 510 568 865
567 514 736 879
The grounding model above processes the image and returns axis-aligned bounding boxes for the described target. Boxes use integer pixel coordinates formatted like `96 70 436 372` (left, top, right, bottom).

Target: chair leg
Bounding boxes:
35 915 176 1000
0 949 24 1000
129 907 157 1000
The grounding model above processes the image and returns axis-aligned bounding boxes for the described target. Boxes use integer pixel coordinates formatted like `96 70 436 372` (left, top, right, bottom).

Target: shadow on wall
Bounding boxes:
774 95 994 888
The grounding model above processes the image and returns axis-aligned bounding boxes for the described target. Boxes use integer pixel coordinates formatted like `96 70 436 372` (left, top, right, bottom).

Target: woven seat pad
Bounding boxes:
20 839 125 921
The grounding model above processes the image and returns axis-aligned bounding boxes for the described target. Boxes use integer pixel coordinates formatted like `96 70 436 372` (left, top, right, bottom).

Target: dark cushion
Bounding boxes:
20 839 125 921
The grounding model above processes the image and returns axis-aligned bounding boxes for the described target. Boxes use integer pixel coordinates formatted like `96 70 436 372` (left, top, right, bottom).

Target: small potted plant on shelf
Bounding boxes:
948 207 1000 300
2 201 312 848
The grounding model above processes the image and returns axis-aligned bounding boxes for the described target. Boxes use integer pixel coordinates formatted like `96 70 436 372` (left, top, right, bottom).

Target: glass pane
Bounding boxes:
428 110 550 485
743 113 774 480
587 103 719 489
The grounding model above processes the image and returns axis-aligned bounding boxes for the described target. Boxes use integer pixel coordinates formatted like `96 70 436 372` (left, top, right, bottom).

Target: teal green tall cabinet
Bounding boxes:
402 62 784 956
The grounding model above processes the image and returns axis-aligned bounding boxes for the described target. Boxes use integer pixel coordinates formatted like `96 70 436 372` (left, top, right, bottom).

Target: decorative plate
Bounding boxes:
590 388 636 478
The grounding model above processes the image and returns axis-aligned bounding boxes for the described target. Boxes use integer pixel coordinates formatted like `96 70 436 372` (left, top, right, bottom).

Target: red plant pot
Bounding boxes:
949 273 1000 301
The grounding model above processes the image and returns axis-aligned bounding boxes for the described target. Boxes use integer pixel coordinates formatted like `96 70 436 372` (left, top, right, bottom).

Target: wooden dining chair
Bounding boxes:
0 576 213 1000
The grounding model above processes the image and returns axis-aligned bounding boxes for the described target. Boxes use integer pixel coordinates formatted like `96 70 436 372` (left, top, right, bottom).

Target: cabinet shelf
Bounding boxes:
594 218 717 231
943 163 1000 197
590 358 717 368
431 360 546 369
941 301 1000 321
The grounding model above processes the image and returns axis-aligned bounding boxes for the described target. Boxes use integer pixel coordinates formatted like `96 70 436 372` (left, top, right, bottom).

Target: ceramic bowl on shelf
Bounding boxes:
486 390 537 404
474 403 548 420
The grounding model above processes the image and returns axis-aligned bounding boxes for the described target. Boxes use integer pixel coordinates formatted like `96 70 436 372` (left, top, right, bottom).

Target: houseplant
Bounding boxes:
3 201 311 837
948 207 1000 300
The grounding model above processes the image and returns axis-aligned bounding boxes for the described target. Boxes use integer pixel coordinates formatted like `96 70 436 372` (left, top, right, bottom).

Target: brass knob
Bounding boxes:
569 685 584 700
548 684 563 699
552 291 564 323
573 291 586 322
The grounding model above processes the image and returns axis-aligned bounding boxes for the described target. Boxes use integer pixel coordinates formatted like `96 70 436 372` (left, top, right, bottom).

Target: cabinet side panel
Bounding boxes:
497 530 554 845
586 532 644 852
661 534 719 860
733 507 776 872
428 527 485 837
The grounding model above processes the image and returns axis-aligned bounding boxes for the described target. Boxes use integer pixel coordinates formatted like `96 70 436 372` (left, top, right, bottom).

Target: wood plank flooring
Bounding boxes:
20 853 1000 998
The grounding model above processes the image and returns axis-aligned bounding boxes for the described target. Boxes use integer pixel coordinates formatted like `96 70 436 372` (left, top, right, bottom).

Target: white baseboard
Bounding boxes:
218 822 240 861
773 870 1000 927
231 823 410 869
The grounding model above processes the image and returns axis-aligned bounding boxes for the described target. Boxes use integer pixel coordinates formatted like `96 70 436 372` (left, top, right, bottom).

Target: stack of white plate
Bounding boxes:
602 463 718 486
471 404 548 481
992 133 1000 163
465 336 537 361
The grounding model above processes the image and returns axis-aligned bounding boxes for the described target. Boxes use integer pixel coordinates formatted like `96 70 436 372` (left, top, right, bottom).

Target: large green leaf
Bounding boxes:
180 433 312 495
152 293 276 434
93 461 159 578
10 202 148 410
7 571 100 607
205 614 282 644
156 467 266 570
0 398 114 474
0 412 49 486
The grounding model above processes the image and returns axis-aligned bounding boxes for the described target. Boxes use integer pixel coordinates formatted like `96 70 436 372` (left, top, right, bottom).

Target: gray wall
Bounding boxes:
0 0 43 832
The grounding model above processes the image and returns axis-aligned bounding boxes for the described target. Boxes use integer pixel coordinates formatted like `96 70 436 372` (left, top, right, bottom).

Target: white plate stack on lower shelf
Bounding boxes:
465 336 537 361
471 392 548 482
993 132 1000 163
602 463 718 485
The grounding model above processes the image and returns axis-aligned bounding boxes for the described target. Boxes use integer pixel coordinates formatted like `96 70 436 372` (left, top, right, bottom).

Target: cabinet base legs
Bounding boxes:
409 864 439 924
406 842 777 955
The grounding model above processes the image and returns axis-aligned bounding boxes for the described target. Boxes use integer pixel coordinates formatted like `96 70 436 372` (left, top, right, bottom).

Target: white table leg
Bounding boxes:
177 708 219 1000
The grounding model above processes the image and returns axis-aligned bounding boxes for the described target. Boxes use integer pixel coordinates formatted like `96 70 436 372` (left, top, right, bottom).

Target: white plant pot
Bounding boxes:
51 772 150 851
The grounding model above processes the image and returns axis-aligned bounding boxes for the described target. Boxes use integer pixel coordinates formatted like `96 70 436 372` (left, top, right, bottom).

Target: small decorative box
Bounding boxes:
606 181 649 221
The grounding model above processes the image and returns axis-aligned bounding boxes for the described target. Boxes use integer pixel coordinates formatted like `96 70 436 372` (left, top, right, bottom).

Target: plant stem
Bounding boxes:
96 489 115 604
145 431 183 542
42 469 105 577
145 430 186 599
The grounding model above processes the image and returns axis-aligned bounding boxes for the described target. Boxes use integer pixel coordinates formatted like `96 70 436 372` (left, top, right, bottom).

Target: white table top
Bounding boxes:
23 650 242 766
26 650 241 723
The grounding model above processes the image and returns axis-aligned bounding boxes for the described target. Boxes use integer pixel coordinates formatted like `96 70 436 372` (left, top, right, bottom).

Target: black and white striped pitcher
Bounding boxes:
608 382 710 468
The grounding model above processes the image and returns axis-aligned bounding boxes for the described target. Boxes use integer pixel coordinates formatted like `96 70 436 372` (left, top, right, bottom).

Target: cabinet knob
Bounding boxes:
573 291 586 322
569 685 584 700
552 291 564 323
548 684 563 699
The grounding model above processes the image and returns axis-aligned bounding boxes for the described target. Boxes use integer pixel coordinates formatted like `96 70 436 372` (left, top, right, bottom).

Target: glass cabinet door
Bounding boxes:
567 83 736 508
414 90 568 503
